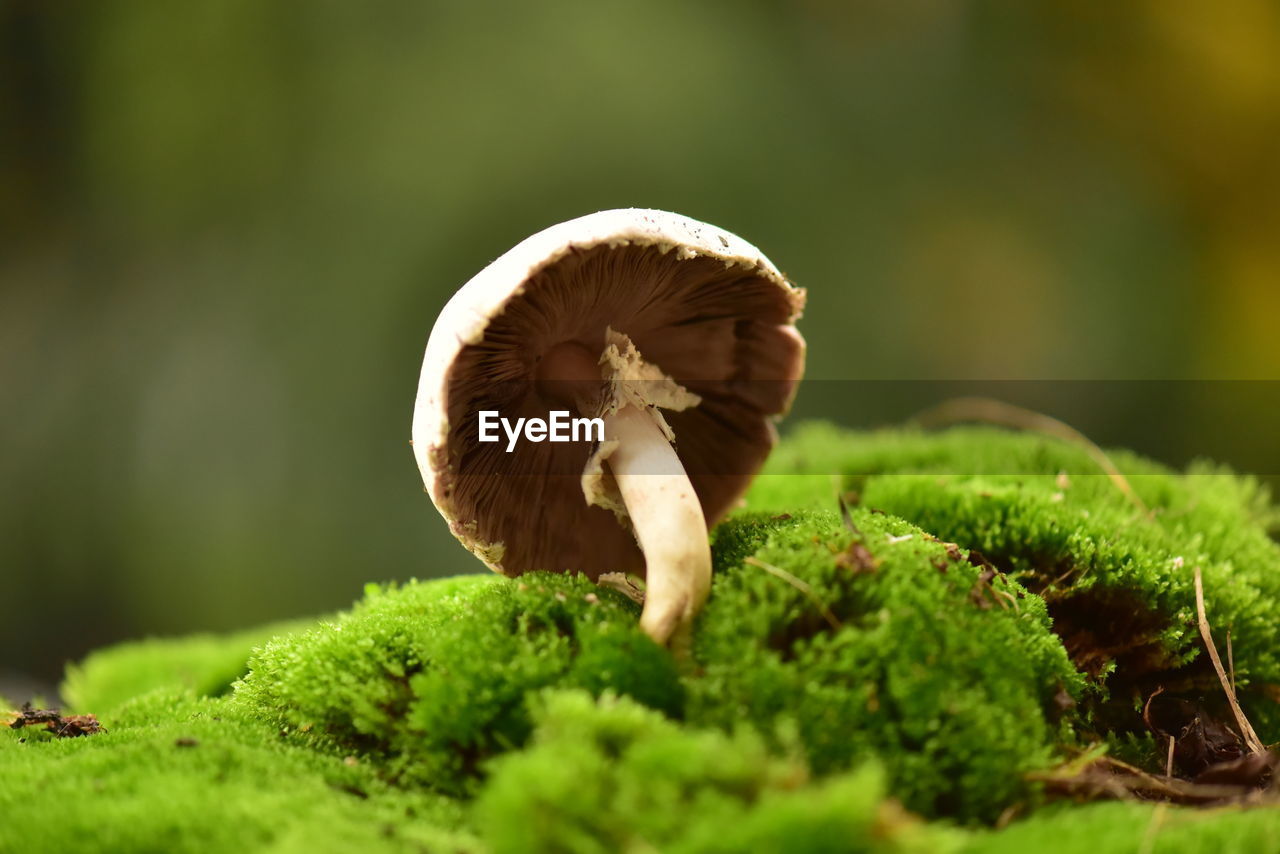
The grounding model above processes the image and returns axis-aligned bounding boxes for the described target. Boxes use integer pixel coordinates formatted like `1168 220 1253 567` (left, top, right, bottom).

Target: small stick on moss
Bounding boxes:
913 397 1150 517
744 556 842 632
1030 754 1263 805
993 586 1020 614
1166 736 1176 778
836 493 864 538
1194 566 1264 754
994 804 1021 830
1138 803 1168 854
1228 627 1236 695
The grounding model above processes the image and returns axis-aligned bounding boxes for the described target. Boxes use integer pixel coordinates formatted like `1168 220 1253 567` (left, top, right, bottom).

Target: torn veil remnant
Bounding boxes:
412 209 805 644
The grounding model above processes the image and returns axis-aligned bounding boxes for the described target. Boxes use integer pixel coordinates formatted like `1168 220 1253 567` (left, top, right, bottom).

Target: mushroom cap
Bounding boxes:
412 208 805 578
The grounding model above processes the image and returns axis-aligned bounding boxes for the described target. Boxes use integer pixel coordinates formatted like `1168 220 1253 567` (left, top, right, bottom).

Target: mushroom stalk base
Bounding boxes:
603 403 712 648
539 339 712 648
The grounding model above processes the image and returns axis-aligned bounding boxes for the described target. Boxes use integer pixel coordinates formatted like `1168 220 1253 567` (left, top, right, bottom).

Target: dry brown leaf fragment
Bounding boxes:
8 703 103 738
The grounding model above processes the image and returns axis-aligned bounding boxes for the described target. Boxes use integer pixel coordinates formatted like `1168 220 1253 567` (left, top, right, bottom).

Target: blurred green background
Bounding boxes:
3 1 1279 694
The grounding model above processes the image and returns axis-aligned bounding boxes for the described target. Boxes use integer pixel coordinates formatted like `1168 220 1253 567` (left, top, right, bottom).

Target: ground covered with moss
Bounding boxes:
4 424 1279 852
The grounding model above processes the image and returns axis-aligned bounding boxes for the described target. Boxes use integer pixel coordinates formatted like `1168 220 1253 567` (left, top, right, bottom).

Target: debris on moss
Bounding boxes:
7 703 103 738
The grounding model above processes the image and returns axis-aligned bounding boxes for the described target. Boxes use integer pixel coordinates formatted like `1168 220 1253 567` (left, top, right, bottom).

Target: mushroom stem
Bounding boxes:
604 403 711 647
540 341 712 647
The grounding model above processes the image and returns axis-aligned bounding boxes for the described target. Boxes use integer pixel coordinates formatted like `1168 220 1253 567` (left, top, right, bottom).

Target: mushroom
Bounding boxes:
411 209 805 646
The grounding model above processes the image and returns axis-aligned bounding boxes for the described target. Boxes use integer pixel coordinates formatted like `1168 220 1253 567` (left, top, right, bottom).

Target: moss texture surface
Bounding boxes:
4 424 1278 852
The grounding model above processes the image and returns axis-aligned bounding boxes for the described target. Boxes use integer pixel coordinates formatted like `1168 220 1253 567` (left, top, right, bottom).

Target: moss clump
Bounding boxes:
233 572 683 791
747 424 1280 745
691 508 1080 822
0 691 476 854
62 617 318 713
478 689 962 854
237 506 1082 822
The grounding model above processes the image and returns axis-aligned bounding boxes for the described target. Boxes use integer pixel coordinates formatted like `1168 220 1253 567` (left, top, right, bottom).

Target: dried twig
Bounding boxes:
744 556 842 632
994 804 1022 830
993 586 1020 614
1138 804 1168 854
913 397 1150 516
1194 566 1265 754
1228 628 1236 695
836 493 863 538
1030 754 1268 805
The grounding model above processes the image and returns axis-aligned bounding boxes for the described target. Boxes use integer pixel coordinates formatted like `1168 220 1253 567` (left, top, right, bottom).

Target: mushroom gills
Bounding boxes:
539 330 712 647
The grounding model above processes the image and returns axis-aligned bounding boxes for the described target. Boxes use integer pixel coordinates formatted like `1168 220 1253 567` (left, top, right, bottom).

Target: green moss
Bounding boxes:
62 617 319 713
7 423 1280 851
233 572 683 792
0 691 476 854
965 802 1280 854
747 424 1280 745
477 689 963 854
693 508 1081 822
